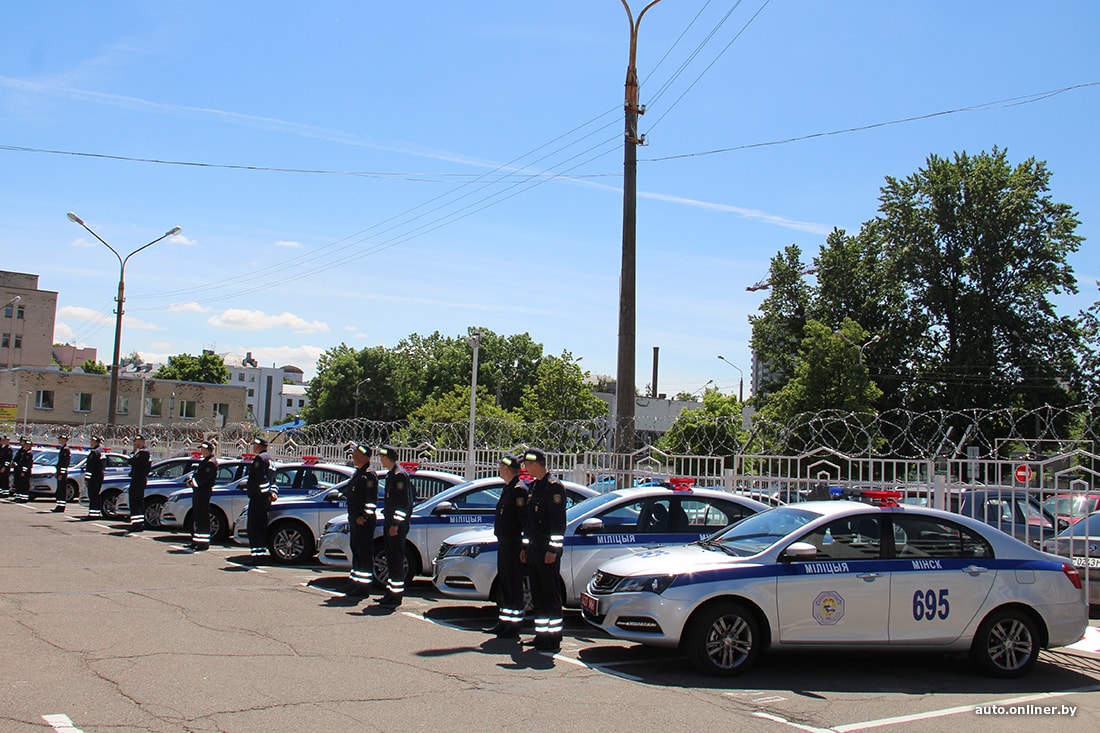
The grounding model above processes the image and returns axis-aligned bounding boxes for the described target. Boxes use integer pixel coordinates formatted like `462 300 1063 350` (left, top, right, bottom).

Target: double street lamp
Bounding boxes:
66 213 181 426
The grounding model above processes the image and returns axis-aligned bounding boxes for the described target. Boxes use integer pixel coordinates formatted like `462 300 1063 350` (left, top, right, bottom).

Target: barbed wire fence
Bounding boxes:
6 402 1098 481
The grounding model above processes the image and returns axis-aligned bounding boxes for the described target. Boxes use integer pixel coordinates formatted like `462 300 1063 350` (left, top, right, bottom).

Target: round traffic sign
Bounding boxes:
1014 464 1033 483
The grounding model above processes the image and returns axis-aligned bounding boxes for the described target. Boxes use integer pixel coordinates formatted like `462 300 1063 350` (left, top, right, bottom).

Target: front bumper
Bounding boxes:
580 590 687 648
317 532 351 568
432 553 496 600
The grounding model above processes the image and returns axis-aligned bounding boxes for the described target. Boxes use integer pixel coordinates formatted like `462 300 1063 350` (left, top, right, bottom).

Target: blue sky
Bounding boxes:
2 1 1097 399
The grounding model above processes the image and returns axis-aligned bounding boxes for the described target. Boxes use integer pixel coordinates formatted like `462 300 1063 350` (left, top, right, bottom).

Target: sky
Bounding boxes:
1 1 1098 400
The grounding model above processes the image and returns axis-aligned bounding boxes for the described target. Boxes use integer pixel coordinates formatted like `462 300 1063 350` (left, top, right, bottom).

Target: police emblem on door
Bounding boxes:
812 590 845 625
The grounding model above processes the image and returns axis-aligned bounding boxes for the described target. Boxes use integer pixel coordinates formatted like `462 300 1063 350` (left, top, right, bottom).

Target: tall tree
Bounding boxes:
517 351 607 422
80 359 108 375
748 245 812 399
302 343 364 422
153 352 230 384
878 148 1082 412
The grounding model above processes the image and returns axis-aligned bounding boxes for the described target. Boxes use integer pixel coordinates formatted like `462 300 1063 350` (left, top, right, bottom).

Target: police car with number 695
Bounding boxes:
581 492 1088 678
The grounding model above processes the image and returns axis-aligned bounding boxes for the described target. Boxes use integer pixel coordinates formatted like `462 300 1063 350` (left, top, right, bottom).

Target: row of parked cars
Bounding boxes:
15 448 1096 678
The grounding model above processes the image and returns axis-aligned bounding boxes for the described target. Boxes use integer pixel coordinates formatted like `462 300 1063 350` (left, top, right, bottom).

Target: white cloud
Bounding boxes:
275 240 301 248
207 309 329 334
57 305 158 330
171 234 197 247
70 236 96 249
53 322 75 342
229 345 326 379
168 301 209 313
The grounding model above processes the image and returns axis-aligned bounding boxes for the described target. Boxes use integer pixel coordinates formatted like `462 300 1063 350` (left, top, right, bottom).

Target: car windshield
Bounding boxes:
709 507 821 556
1044 496 1099 518
566 492 624 522
33 452 59 466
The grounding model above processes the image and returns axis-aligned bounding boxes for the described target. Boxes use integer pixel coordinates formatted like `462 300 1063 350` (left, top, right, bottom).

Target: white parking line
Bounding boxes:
753 685 1100 733
42 714 84 732
225 559 267 573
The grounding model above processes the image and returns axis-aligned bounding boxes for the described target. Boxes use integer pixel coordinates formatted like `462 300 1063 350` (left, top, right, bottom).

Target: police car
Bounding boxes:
236 467 468 564
318 476 598 583
433 484 768 608
161 458 351 542
109 457 251 527
581 494 1088 678
1042 510 1100 607
29 447 131 502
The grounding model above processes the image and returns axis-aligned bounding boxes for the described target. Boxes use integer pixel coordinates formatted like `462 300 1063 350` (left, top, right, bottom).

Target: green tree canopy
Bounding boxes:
80 359 108 375
517 351 607 422
658 389 747 466
153 352 230 384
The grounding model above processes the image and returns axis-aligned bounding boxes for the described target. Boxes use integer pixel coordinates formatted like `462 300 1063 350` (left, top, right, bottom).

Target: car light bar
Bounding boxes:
832 487 902 507
400 461 419 474
301 455 320 465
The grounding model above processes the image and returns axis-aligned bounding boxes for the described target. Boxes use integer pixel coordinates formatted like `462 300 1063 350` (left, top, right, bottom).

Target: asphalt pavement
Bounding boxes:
1 497 1098 733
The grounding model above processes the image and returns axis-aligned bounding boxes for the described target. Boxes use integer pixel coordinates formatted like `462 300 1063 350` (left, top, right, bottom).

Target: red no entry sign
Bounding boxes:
1014 464 1033 483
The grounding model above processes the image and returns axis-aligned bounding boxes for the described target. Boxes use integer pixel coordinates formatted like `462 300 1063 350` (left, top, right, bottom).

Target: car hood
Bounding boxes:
442 528 496 546
596 541 756 576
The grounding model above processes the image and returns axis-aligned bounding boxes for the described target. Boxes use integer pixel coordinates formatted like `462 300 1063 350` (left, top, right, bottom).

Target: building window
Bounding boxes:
16 305 24 319
247 388 255 397
286 398 293 407
12 335 20 349
35 390 55 410
249 375 255 382
298 399 305 407
238 373 245 381
178 400 197 419
145 397 162 417
2 303 11 318
117 395 129 415
1 333 7 348
212 402 230 422
74 393 93 412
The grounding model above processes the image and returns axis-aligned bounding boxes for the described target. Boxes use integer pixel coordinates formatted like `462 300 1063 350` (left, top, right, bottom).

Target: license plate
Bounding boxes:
580 592 599 615
1072 556 1100 569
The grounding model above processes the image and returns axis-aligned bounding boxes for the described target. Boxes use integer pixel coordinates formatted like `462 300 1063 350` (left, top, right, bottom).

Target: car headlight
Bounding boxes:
444 543 490 558
613 574 677 594
167 495 181 504
324 520 350 535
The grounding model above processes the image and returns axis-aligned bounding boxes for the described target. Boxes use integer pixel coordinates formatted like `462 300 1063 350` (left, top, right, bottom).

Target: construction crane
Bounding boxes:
746 267 818 292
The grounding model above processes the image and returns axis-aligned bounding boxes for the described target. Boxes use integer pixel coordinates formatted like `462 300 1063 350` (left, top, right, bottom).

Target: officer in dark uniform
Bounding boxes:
12 436 34 501
0 435 12 497
126 435 152 533
485 454 528 638
377 445 412 608
51 433 72 512
244 437 275 562
521 448 566 652
183 441 218 552
83 436 105 519
344 444 379 596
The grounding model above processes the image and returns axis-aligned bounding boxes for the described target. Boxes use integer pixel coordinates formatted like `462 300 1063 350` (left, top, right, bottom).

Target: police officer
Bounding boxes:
244 437 275 562
521 448 566 652
84 436 105 520
125 435 152 533
344 444 379 596
377 445 412 608
51 433 71 512
184 441 217 552
12 436 33 501
0 435 12 497
485 454 528 638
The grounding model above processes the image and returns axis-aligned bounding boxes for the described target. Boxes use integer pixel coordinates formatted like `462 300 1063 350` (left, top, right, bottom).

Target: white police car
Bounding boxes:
161 459 351 542
433 485 768 608
113 457 251 527
318 477 598 583
581 496 1088 678
238 468 467 564
29 447 131 502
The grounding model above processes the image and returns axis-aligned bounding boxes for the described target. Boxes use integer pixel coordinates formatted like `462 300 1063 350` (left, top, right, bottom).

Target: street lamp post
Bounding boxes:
23 390 31 435
466 329 482 479
717 355 744 402
353 378 371 419
615 0 665 459
836 332 881 365
67 213 181 426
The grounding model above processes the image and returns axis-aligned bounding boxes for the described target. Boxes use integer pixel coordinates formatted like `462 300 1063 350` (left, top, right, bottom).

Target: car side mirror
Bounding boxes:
780 541 818 562
1057 518 1069 532
576 517 604 534
432 501 455 516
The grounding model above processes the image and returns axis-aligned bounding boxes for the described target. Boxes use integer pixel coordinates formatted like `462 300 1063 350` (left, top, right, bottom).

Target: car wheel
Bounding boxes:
66 481 79 503
269 521 312 564
685 601 761 676
101 491 121 519
208 508 229 543
970 608 1040 678
373 542 414 585
145 498 165 528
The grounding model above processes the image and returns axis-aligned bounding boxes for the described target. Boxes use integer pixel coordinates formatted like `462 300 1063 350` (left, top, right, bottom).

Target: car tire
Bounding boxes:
685 601 761 676
269 521 312 564
66 480 79 503
101 491 121 519
208 508 229 543
372 542 415 585
970 608 1040 678
145 498 165 528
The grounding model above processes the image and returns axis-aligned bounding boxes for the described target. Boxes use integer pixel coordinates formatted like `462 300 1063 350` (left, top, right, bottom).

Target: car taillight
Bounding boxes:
1062 562 1083 589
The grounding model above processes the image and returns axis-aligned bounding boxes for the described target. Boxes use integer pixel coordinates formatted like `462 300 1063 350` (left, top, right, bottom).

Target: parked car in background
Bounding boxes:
30 447 130 502
1042 510 1100 607
1043 493 1100 526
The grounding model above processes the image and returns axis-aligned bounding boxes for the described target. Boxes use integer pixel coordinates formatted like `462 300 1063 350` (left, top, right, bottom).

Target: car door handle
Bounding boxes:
856 572 883 581
962 565 989 575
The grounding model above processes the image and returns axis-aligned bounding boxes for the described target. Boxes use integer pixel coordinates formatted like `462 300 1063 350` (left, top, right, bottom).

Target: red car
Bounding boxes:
1043 493 1100 525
